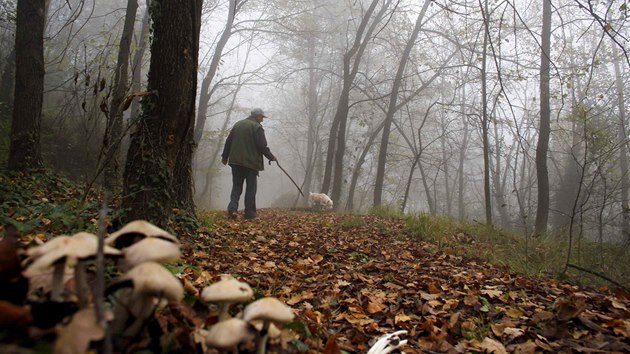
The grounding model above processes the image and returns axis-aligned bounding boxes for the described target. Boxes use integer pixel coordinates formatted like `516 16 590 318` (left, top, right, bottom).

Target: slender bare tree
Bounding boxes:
535 0 552 234
373 0 430 207
102 0 139 192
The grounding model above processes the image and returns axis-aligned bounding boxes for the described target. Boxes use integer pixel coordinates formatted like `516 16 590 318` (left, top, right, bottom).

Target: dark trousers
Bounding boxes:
228 165 258 219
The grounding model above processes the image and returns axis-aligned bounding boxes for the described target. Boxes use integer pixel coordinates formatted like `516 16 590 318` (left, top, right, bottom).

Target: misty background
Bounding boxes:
1 0 629 243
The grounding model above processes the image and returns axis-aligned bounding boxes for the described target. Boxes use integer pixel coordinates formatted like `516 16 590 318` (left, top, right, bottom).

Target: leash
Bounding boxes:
271 160 305 197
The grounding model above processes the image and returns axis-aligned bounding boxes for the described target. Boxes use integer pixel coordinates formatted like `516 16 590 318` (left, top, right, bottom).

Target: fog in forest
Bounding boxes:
1 0 629 245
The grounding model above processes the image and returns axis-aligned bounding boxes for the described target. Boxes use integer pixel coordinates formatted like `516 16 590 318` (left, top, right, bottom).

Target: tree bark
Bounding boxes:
8 0 45 172
122 0 202 224
535 0 552 234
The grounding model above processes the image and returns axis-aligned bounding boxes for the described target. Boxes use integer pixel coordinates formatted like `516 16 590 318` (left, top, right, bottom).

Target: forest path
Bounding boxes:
179 208 629 353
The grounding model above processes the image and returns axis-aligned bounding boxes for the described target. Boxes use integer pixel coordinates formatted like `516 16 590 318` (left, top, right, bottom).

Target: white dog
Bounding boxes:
309 192 333 210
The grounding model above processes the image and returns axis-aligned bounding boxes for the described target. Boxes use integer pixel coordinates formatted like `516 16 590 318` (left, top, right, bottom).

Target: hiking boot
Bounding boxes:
228 211 237 219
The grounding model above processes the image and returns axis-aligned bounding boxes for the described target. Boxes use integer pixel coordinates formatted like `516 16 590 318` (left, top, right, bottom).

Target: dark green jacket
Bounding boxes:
222 117 275 171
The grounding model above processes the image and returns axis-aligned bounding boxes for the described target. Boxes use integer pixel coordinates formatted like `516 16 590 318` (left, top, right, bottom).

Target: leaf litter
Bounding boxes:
176 209 630 353
1 202 628 353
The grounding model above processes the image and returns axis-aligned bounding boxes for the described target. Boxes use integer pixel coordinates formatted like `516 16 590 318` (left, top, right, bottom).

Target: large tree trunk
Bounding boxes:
103 0 138 192
535 0 552 234
122 0 202 225
373 0 429 207
8 0 45 172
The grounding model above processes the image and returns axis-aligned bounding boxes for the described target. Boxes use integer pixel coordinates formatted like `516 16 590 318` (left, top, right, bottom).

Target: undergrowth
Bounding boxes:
0 169 100 239
395 210 629 291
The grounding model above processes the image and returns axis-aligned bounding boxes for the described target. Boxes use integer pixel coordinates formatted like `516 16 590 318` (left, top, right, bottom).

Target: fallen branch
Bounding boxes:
566 263 628 292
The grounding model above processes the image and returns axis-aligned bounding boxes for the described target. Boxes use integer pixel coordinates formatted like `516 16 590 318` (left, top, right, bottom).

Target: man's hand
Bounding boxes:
222 158 228 165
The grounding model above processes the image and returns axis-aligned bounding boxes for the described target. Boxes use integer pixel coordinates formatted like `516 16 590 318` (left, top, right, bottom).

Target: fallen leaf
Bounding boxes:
505 307 524 319
555 297 587 321
367 301 386 314
54 309 105 354
395 312 411 324
323 335 342 354
480 337 507 354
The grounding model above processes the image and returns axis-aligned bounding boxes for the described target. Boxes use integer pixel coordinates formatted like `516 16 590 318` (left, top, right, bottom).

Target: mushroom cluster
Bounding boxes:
23 232 122 304
21 220 184 348
199 275 295 354
104 220 183 338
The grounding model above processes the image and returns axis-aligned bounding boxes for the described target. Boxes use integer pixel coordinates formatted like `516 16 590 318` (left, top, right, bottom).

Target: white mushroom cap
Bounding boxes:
121 261 184 301
250 320 282 338
25 235 71 259
123 237 181 268
201 276 253 303
205 318 256 349
24 232 121 276
105 220 179 249
242 297 294 324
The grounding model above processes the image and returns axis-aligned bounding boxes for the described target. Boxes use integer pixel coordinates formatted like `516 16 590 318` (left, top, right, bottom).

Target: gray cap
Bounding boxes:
251 108 267 117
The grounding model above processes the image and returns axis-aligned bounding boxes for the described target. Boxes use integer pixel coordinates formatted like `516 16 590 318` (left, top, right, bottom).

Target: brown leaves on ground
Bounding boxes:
177 209 630 353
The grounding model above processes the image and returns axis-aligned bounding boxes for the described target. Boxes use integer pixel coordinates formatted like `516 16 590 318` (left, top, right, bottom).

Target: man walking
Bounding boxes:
221 108 276 219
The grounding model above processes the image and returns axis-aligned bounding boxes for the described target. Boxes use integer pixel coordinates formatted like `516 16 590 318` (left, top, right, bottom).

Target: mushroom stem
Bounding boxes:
74 261 90 308
123 296 155 338
255 320 270 354
51 261 66 301
218 303 232 322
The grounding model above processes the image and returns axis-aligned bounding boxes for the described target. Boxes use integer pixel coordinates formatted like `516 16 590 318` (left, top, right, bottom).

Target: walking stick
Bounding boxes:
272 160 305 197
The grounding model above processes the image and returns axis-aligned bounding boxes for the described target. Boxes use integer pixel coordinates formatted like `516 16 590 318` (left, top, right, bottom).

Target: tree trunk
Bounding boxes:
194 0 238 145
492 116 510 226
373 0 429 207
613 45 630 242
347 121 386 211
535 0 552 234
129 2 151 123
457 114 469 220
321 0 384 202
103 0 138 192
122 0 202 224
0 49 15 123
8 0 45 172
480 0 492 225
441 116 452 215
418 156 435 214
301 34 321 200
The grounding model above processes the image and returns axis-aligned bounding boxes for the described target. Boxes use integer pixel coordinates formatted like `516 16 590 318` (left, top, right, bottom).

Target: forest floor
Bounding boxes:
0 169 629 353
170 208 630 353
